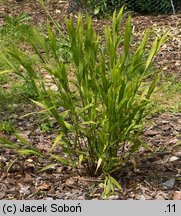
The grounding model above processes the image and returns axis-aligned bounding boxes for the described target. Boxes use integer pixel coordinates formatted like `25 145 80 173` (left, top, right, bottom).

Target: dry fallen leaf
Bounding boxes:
37 183 50 191
169 156 179 162
19 173 33 184
65 178 75 185
173 191 181 200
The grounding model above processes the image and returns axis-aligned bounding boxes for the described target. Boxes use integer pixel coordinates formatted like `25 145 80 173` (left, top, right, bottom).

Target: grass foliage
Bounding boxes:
0 8 168 197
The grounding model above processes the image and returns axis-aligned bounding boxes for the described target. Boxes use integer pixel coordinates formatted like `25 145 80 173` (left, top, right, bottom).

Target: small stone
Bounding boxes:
163 179 175 189
57 106 65 112
26 158 33 163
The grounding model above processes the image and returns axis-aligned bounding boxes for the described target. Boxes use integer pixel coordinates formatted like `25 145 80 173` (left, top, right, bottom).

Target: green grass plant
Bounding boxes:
0 8 168 197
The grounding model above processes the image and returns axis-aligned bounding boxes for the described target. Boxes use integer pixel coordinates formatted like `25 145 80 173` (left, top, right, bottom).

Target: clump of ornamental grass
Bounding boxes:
0 7 168 197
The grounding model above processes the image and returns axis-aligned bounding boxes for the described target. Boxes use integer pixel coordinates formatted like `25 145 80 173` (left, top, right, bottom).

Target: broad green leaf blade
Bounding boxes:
15 133 30 145
95 158 103 174
94 7 100 15
6 158 19 173
17 149 43 157
0 137 18 149
37 164 57 173
145 38 158 69
110 176 123 191
123 15 131 55
0 69 13 75
49 134 63 153
78 154 84 166
31 100 49 110
49 154 70 165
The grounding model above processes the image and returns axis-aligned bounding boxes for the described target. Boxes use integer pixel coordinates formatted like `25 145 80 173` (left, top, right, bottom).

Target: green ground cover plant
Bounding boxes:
0 13 31 49
0 120 14 134
153 75 181 113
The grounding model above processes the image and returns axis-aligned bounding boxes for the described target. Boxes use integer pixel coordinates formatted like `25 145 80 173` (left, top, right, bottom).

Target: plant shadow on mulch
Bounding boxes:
0 0 180 200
